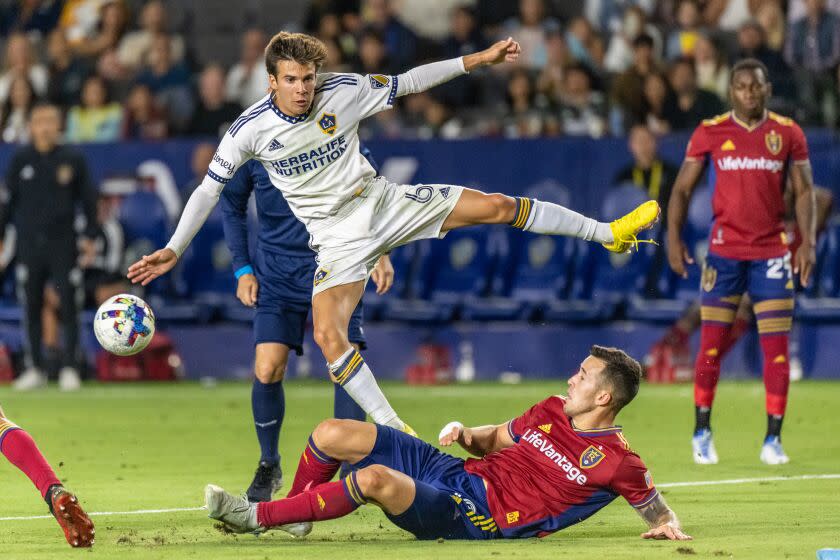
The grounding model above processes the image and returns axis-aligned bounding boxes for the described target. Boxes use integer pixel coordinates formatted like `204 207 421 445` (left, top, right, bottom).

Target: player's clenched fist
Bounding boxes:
463 37 521 71
236 274 259 307
127 248 178 286
438 421 471 447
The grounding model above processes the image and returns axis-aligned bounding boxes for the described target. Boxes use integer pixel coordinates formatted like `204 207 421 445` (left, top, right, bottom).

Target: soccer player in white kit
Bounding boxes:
128 32 660 435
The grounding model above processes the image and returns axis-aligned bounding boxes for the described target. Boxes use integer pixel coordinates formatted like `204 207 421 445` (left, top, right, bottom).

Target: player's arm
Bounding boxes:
220 165 258 307
127 133 251 286
394 38 521 99
0 153 21 263
636 493 692 541
789 159 817 287
438 421 515 457
667 155 706 278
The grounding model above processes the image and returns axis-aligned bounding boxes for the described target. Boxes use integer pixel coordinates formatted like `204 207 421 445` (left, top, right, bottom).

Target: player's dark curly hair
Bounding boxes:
264 32 328 75
730 58 769 84
590 345 642 412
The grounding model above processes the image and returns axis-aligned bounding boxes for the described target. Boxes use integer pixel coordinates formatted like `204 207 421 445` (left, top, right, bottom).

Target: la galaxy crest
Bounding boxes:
765 130 782 155
369 74 390 89
319 112 338 135
580 445 605 469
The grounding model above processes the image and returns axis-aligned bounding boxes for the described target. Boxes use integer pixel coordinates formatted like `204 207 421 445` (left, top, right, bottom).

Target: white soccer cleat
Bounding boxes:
58 367 82 392
692 429 719 465
13 368 46 391
204 484 261 533
760 436 790 465
278 521 313 538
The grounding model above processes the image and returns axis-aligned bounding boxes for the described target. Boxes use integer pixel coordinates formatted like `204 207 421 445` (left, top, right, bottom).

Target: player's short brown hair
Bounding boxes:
264 32 328 75
590 345 642 412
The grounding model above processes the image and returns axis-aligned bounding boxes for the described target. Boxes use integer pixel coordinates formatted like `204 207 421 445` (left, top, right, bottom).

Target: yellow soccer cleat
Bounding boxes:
602 200 661 253
401 423 418 438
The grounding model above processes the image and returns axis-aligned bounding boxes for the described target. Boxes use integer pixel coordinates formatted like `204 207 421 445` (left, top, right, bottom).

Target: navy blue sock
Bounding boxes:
252 379 285 465
334 383 366 422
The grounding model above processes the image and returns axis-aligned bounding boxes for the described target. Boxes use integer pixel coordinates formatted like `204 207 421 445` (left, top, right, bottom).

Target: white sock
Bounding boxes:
329 348 403 429
516 198 614 244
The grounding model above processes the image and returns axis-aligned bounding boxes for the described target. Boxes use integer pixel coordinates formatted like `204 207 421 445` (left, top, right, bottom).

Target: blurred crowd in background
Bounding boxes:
1 0 839 145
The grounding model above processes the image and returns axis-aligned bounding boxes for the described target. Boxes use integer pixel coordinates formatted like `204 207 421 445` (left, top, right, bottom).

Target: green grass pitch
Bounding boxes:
1 380 839 559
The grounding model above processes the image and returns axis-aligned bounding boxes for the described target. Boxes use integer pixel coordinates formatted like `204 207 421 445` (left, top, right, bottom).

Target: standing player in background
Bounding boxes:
204 346 691 543
668 59 816 465
220 148 393 503
0 406 94 547
128 32 660 437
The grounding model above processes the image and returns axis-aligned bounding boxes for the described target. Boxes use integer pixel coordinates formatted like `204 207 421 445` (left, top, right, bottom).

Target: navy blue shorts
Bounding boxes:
353 425 499 540
253 251 365 354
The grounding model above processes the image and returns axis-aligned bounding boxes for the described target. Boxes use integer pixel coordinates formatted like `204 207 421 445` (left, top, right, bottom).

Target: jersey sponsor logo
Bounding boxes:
765 130 783 155
318 112 338 135
538 423 552 433
268 138 284 151
701 264 717 292
369 74 390 89
314 267 330 286
580 445 606 469
213 152 236 176
521 428 588 484
56 164 74 185
405 185 434 203
721 139 736 151
269 135 348 177
716 156 784 173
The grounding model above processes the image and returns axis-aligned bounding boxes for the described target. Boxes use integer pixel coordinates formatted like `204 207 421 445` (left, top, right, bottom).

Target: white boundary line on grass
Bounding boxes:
1 473 839 522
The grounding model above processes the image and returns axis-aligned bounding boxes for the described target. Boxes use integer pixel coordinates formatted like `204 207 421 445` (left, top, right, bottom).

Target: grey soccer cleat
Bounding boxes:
204 484 261 533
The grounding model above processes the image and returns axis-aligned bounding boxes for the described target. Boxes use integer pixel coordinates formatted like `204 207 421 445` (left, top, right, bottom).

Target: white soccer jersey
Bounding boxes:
205 72 399 229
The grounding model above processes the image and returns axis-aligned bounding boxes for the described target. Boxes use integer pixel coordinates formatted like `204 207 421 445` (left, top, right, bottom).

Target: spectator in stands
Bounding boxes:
603 5 662 73
785 0 840 126
65 75 123 143
225 28 269 108
70 0 128 59
0 76 37 144
443 5 488 59
182 142 215 199
59 0 109 47
557 64 607 137
614 124 677 295
565 16 605 70
665 57 724 130
315 12 357 64
665 0 702 60
121 83 168 140
501 0 560 70
693 34 728 101
502 68 548 138
736 20 794 103
361 0 418 71
0 0 62 37
187 64 243 138
321 37 352 73
414 97 463 139
355 29 397 75
755 1 786 51
641 71 675 135
610 33 658 132
537 31 572 102
135 33 193 131
703 0 759 31
46 29 92 108
116 0 185 72
584 0 656 34
0 33 48 103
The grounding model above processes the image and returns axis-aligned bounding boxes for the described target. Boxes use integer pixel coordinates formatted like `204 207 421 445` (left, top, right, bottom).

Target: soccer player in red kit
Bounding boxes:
0 406 94 547
668 58 816 465
204 346 691 542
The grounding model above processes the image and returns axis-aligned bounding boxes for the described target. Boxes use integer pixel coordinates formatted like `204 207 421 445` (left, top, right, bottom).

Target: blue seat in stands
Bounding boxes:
118 191 174 297
362 243 420 321
179 206 234 301
668 185 713 301
797 221 840 322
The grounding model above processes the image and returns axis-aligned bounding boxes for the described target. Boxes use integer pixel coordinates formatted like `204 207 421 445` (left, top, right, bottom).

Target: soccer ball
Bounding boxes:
93 294 155 356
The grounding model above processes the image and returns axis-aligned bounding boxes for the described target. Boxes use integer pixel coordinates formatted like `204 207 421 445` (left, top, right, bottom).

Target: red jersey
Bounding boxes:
685 111 809 260
464 396 657 538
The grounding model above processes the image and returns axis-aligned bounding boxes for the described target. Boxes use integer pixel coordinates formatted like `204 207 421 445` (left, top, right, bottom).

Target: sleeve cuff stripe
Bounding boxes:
234 265 254 278
207 170 231 184
507 420 517 440
387 75 399 106
631 489 659 509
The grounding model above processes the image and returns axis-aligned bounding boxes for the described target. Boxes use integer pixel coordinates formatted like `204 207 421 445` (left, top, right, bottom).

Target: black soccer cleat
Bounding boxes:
246 460 283 503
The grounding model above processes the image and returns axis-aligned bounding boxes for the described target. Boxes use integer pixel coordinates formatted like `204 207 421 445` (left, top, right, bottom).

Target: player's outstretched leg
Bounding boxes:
754 297 794 465
439 189 660 253
313 284 412 434
0 413 94 547
246 343 288 502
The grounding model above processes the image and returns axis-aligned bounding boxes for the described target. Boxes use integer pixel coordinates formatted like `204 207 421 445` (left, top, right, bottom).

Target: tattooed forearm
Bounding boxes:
636 493 679 529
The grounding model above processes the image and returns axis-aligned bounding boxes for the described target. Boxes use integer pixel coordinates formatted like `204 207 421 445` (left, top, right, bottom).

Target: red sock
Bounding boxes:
694 324 730 408
719 316 751 357
257 474 364 528
760 334 789 416
0 422 61 499
287 436 340 497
